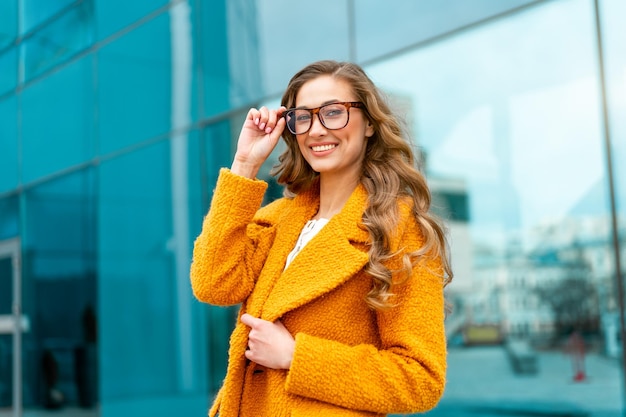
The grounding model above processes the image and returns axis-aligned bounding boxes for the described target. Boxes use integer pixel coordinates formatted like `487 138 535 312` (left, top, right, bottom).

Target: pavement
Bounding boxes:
1 345 623 417
405 345 625 417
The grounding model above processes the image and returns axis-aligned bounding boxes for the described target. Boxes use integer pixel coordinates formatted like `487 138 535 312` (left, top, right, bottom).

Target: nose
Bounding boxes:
308 113 327 136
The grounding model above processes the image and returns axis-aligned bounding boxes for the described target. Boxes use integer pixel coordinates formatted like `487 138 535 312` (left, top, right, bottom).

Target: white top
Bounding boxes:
284 218 329 269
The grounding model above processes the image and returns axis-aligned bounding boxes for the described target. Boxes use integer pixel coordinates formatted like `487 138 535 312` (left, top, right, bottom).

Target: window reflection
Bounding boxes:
354 0 538 62
0 97 18 193
254 0 350 95
0 47 17 94
22 0 94 81
94 0 169 41
21 0 76 35
98 140 178 399
0 0 18 49
22 168 97 409
97 11 171 155
21 56 94 184
0 195 19 240
369 0 622 415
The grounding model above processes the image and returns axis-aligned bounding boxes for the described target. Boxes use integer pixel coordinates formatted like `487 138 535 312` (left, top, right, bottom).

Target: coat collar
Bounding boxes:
260 181 371 321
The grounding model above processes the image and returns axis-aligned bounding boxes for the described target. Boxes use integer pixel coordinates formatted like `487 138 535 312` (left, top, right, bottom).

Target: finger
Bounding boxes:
269 106 287 132
268 116 286 141
247 108 260 125
258 106 270 130
241 313 260 327
264 109 279 133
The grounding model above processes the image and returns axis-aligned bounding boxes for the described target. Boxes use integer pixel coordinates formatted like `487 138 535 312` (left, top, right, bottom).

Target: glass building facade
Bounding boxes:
0 0 624 416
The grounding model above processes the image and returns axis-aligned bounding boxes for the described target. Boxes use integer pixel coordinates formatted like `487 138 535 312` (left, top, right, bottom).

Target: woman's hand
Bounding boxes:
241 313 295 370
231 106 286 179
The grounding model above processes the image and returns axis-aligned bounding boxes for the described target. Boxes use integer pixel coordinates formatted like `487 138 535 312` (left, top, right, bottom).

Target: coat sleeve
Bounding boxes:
190 168 274 306
284 212 447 414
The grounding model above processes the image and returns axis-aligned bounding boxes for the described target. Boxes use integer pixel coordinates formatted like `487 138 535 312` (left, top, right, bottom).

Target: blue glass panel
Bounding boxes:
195 0 260 115
98 136 207 416
220 1 263 108
367 0 622 415
25 172 96 258
21 0 76 34
0 47 17 95
0 0 18 49
94 0 168 40
0 97 18 193
0 195 19 240
255 0 350 95
167 2 200 128
355 0 538 62
21 55 95 183
97 12 171 155
22 169 97 408
22 1 94 81
98 140 176 398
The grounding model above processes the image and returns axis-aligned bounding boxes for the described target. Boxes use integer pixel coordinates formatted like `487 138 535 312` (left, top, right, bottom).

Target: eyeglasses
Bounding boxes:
283 101 365 135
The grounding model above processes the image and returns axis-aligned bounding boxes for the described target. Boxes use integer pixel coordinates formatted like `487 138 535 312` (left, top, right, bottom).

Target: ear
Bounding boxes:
365 120 374 138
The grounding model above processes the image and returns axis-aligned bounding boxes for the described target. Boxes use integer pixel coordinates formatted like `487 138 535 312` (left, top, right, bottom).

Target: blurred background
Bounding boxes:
0 0 625 416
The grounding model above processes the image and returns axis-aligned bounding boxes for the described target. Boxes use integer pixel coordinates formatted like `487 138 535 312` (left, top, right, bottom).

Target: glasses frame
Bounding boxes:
283 101 365 135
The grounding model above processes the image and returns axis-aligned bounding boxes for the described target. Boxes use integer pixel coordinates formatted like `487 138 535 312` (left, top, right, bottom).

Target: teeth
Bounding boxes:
311 144 336 152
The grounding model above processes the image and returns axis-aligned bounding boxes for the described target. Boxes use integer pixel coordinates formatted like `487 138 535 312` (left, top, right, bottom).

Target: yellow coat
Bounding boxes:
190 169 447 417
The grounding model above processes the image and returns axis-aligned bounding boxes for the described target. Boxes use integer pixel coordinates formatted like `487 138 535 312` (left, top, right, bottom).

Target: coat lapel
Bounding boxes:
261 183 371 322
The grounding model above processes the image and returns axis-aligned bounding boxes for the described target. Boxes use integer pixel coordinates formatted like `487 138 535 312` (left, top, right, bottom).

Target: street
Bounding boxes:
413 345 624 417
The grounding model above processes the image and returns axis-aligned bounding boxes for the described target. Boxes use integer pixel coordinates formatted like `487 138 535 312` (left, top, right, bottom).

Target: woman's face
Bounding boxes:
294 75 373 182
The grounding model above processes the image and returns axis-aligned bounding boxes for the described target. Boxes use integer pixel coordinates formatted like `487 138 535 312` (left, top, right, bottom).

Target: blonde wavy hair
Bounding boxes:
272 60 452 309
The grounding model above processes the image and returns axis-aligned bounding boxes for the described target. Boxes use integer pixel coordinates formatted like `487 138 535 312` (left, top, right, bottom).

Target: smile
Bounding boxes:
311 144 337 152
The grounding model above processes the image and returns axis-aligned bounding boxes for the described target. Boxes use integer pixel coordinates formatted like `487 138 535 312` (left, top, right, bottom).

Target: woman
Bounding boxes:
190 60 452 417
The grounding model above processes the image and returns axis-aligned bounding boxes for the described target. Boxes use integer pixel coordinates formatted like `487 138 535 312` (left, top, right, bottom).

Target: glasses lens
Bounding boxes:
320 103 349 130
285 109 312 134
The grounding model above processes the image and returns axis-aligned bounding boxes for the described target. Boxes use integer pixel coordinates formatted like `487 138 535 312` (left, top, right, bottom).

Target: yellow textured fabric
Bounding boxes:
190 168 447 417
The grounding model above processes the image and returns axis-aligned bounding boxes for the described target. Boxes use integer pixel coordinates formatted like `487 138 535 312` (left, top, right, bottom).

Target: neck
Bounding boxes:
314 174 359 220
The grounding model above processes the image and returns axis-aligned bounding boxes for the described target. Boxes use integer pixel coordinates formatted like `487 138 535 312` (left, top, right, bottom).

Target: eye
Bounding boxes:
322 105 346 119
294 110 312 122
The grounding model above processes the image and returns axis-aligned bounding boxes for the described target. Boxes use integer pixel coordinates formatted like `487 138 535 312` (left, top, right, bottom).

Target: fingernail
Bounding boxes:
260 123 266 130
265 127 272 134
254 118 259 125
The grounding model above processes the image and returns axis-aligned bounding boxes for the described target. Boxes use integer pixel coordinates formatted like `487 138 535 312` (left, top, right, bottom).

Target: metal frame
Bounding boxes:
0 238 22 417
593 0 626 410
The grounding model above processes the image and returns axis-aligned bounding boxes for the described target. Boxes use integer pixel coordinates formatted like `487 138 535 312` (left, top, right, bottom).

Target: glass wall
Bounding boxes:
0 0 234 415
21 55 95 183
0 0 623 416
97 10 172 155
364 0 624 415
22 170 97 409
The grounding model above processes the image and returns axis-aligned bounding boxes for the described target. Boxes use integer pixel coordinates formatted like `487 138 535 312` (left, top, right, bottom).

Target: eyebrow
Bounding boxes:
293 99 345 110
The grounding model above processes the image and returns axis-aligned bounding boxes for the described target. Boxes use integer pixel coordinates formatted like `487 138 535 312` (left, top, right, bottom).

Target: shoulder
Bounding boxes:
254 183 319 225
253 196 294 225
